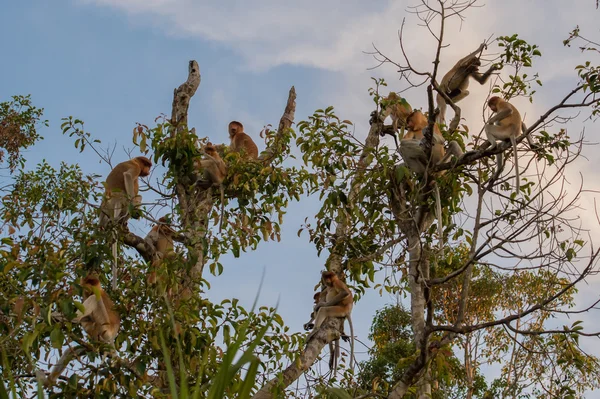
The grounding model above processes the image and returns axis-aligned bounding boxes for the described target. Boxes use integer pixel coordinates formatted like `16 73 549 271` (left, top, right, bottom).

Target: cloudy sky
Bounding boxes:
2 0 600 393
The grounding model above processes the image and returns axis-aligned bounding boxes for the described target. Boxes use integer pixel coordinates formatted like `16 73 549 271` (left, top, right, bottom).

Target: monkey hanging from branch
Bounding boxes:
436 42 500 124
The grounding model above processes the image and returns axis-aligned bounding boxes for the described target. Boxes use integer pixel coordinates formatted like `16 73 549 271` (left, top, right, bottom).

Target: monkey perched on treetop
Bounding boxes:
228 121 259 159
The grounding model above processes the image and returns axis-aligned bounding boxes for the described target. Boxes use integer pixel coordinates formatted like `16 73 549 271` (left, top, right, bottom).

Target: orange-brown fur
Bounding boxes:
228 121 259 159
146 216 175 257
307 271 355 369
485 96 522 192
74 275 120 343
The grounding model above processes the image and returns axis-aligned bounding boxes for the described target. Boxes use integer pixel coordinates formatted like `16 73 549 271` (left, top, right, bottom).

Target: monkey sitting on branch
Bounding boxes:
482 96 541 193
399 110 463 175
306 271 355 370
304 289 351 371
99 156 153 289
398 110 464 247
195 142 228 231
228 121 259 159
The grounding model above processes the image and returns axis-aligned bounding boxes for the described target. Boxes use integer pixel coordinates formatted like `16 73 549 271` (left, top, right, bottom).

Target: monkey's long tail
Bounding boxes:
435 94 446 125
219 185 225 233
434 182 443 250
111 240 118 290
348 314 355 371
511 135 520 194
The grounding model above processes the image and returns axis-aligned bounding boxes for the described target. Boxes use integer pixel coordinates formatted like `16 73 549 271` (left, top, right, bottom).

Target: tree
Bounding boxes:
1 1 600 398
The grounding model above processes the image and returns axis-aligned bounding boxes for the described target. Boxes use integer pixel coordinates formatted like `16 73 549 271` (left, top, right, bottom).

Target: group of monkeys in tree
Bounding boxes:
300 41 542 373
380 41 537 193
52 41 540 380
67 121 259 351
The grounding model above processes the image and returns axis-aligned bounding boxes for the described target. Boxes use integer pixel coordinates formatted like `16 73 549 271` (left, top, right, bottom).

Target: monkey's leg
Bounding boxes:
399 139 428 175
435 94 447 124
448 89 469 102
111 203 121 290
438 141 463 165
307 306 346 340
521 122 540 150
484 124 501 150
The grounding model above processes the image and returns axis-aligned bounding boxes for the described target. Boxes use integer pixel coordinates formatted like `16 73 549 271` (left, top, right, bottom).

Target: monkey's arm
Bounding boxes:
123 169 136 198
97 295 112 327
471 65 498 84
457 42 486 67
73 296 97 322
316 291 349 309
487 108 512 125
403 131 415 140
144 229 159 246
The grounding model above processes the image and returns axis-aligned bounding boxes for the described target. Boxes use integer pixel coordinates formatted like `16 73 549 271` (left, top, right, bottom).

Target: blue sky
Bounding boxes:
2 0 600 393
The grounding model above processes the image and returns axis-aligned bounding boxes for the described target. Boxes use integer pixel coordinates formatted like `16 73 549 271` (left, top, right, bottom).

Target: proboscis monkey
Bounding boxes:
73 275 120 343
436 42 498 123
100 156 152 289
484 96 528 193
400 111 464 247
196 142 228 232
145 216 175 258
99 156 152 227
400 110 463 174
303 290 350 371
307 271 355 369
380 92 413 141
228 121 259 159
39 275 119 386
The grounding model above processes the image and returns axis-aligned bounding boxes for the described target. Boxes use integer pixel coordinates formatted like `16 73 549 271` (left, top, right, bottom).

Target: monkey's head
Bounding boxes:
321 271 338 287
134 156 153 177
406 110 427 131
313 292 321 304
467 57 481 73
81 274 101 290
156 216 175 236
487 96 502 112
204 142 218 157
386 92 399 101
228 121 244 138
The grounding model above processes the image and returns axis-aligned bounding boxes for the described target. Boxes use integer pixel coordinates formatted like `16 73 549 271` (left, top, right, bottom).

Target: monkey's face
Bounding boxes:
406 111 426 131
140 165 151 177
469 58 481 70
228 121 243 138
323 276 334 287
205 146 217 157
136 157 152 177
159 225 174 237
313 292 321 304
488 97 500 112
